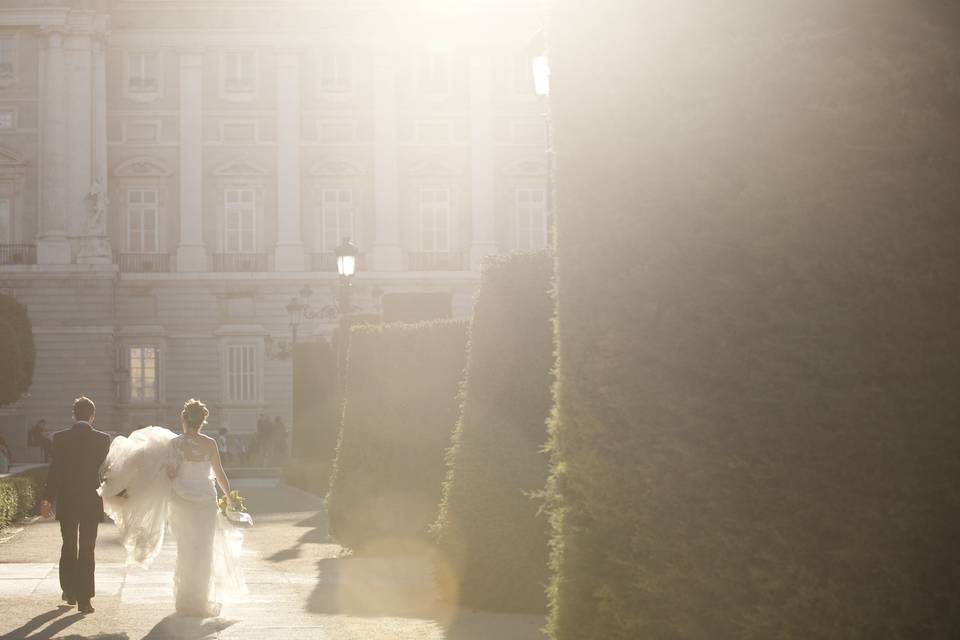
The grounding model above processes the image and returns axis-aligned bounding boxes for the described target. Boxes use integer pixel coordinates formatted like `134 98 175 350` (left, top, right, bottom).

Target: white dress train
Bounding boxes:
98 427 245 617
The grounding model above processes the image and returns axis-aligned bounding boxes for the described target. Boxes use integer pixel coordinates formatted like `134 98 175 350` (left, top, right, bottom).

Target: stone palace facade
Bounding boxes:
0 1 547 438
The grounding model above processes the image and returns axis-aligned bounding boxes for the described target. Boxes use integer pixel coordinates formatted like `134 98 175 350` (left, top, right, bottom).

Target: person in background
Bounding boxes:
29 419 53 463
216 428 228 465
272 416 288 464
0 435 11 473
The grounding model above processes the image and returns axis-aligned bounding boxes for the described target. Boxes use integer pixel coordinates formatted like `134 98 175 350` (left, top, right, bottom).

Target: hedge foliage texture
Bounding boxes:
326 319 468 551
0 467 48 530
433 251 555 612
547 1 960 638
0 293 34 406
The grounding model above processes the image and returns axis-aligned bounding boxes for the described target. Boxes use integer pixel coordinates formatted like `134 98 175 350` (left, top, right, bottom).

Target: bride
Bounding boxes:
99 399 246 617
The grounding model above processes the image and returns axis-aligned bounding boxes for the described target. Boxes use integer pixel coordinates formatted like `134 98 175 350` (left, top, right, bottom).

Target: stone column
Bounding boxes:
177 50 206 271
371 52 403 271
469 53 497 271
77 30 111 264
274 50 305 271
37 29 71 265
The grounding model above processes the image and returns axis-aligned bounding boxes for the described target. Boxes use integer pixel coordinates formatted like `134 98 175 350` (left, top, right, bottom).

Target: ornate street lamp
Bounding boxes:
286 296 305 345
335 237 359 314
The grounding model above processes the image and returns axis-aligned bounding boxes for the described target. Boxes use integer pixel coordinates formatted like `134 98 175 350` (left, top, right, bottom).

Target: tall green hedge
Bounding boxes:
547 2 960 638
0 293 34 406
0 468 48 530
433 251 555 612
326 319 468 551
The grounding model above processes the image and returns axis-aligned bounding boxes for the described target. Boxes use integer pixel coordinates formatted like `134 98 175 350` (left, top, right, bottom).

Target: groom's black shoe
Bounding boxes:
62 592 76 606
78 600 95 614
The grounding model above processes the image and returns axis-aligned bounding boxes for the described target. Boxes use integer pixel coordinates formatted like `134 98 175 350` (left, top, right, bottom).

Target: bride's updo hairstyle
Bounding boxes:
181 398 209 433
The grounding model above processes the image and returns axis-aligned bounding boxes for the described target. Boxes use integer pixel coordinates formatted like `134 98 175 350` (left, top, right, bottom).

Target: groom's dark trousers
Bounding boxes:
43 421 110 601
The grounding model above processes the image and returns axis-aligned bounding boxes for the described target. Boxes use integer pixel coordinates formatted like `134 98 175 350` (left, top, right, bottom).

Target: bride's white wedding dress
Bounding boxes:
98 427 245 617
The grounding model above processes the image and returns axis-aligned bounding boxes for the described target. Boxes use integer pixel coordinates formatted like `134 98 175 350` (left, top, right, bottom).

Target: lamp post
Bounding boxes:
286 295 305 346
335 237 359 316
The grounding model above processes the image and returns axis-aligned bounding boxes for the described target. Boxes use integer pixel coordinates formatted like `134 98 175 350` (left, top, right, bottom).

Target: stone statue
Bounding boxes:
86 178 108 234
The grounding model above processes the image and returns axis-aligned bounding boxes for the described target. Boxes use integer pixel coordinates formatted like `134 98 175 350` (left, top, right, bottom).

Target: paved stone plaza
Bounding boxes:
0 479 545 640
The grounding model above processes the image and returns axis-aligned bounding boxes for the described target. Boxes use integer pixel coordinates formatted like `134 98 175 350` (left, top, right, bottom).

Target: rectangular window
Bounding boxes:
226 344 258 402
129 346 159 402
418 187 451 252
318 52 352 93
0 109 15 129
515 187 548 250
223 50 256 93
125 121 160 143
221 121 257 143
317 121 355 143
418 52 449 94
318 187 354 253
127 189 160 253
0 36 16 79
415 121 451 144
127 52 159 93
224 188 256 253
0 199 11 244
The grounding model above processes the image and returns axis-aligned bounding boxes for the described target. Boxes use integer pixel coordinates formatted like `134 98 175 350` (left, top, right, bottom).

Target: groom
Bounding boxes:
40 396 111 615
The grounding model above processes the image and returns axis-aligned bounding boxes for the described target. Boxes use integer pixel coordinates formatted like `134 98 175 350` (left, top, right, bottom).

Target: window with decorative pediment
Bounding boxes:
317 187 355 253
418 187 451 252
128 345 161 403
418 52 449 95
225 342 259 403
224 188 257 253
127 51 160 95
0 36 17 82
318 51 352 93
0 109 15 130
515 187 548 250
0 198 11 244
222 50 257 94
127 189 160 253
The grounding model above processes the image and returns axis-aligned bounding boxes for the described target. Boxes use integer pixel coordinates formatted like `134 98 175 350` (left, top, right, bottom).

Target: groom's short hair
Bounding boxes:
73 396 96 421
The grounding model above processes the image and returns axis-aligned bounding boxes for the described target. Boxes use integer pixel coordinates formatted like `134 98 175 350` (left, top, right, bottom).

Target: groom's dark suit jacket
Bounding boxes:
43 422 111 522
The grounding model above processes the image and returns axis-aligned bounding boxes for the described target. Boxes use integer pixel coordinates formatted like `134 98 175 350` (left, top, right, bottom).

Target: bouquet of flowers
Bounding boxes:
218 490 254 527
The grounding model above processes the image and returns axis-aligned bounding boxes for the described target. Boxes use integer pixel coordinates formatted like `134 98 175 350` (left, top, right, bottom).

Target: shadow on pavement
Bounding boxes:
265 511 330 564
140 615 236 640
0 606 96 640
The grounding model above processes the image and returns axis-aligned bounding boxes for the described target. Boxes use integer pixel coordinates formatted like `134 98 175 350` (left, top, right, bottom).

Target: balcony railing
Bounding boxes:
310 252 367 272
405 251 467 271
115 253 171 273
0 244 37 265
213 252 268 272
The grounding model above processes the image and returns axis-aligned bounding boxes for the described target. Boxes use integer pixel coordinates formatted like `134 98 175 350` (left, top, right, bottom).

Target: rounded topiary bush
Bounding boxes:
326 319 468 551
433 251 555 612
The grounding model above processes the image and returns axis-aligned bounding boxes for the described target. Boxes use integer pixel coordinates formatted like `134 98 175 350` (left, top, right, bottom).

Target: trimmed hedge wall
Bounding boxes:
0 467 48 530
547 2 960 638
433 251 555 612
381 292 452 324
327 319 468 551
0 293 34 407
292 340 340 461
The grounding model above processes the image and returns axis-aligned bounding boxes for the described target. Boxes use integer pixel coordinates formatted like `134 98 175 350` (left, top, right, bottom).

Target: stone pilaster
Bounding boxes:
371 52 403 271
37 29 71 265
77 28 112 264
469 53 497 271
177 50 206 272
274 50 305 271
